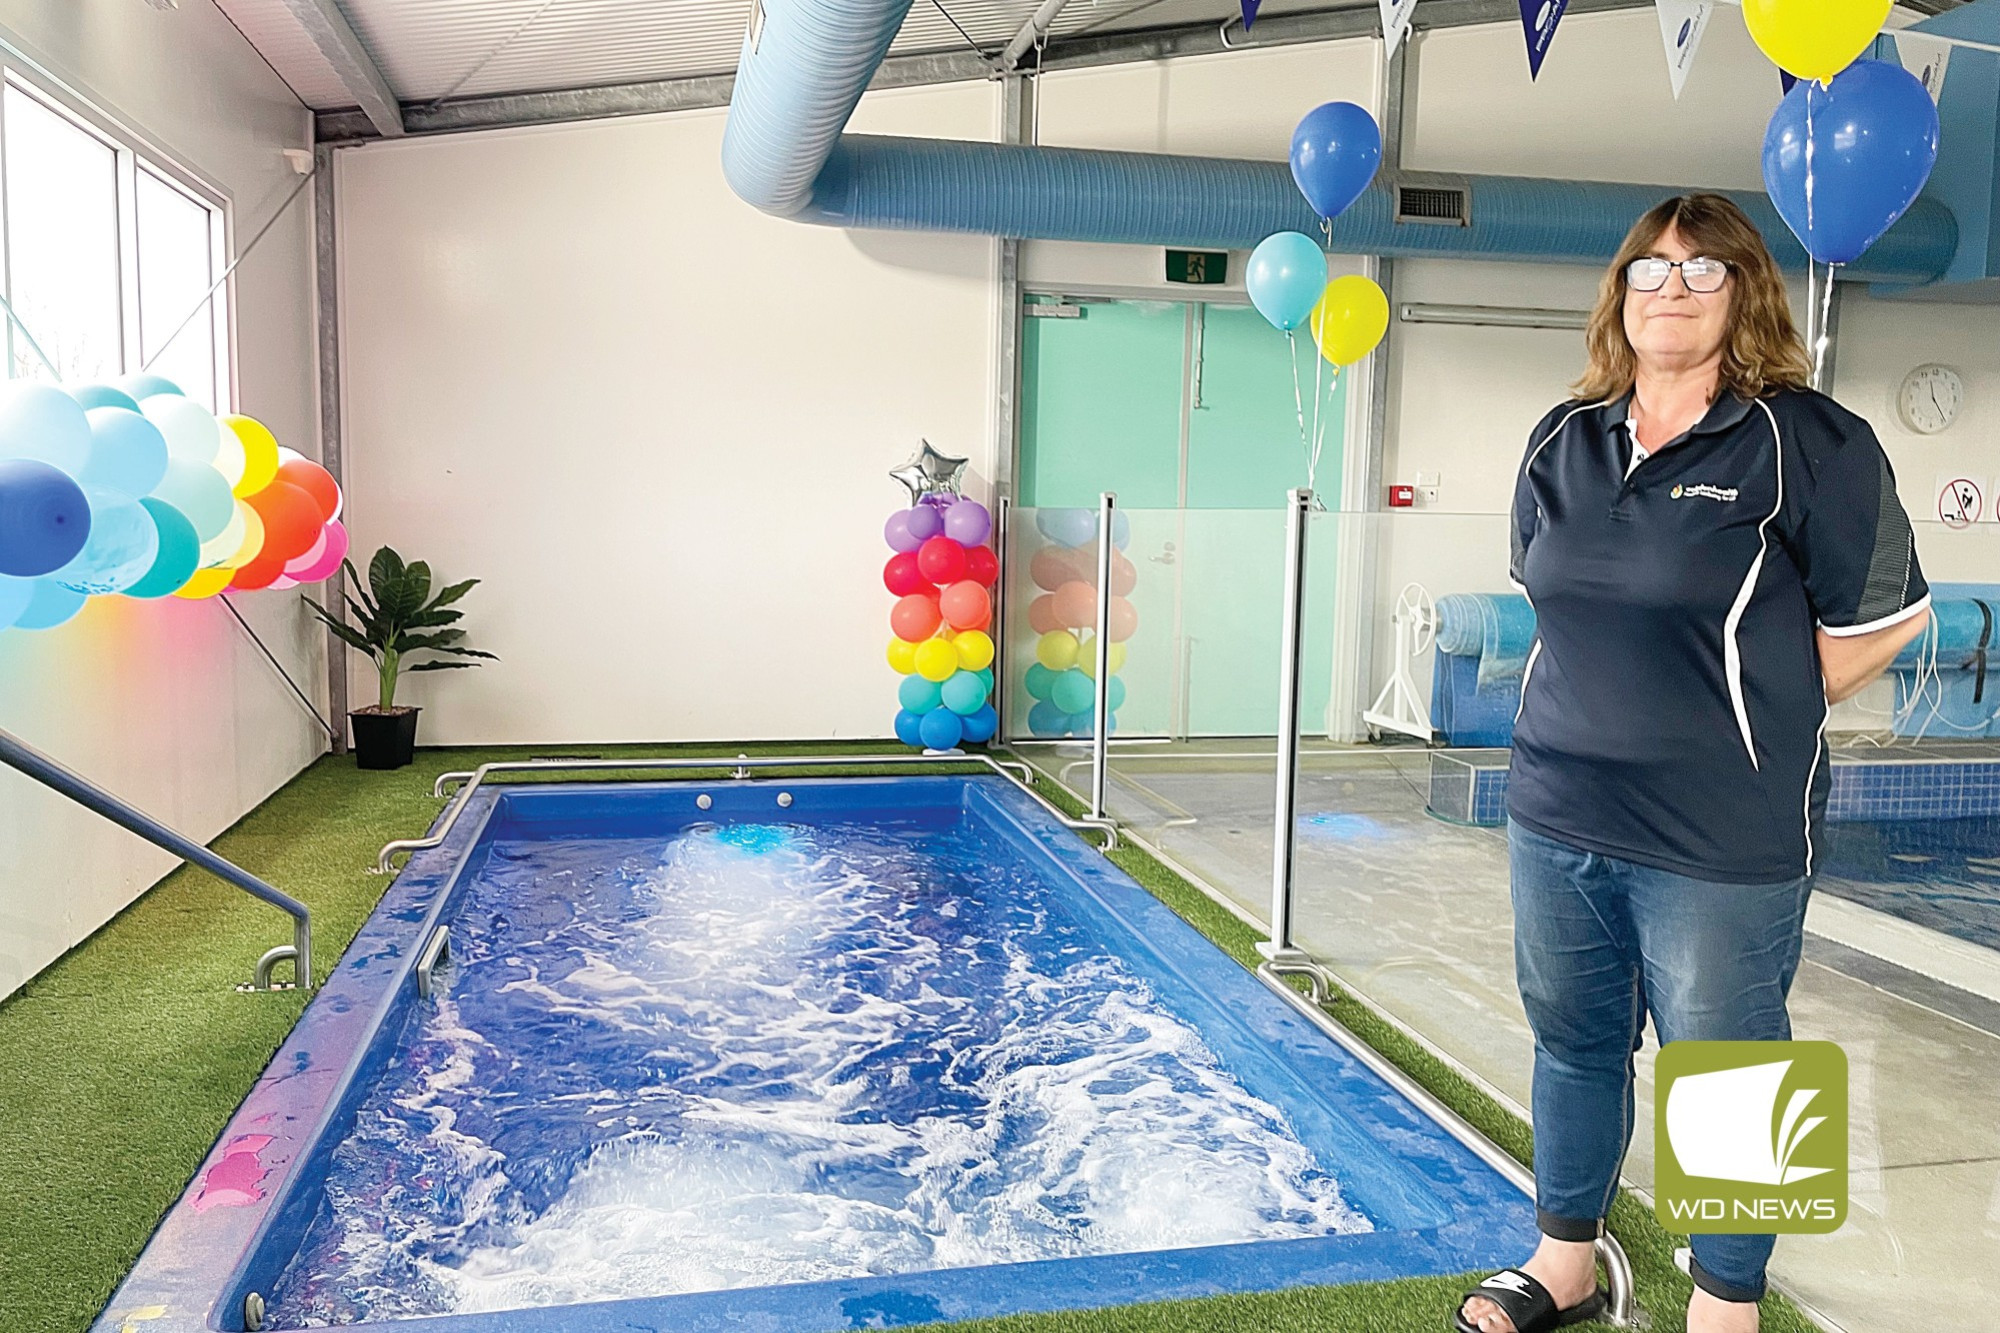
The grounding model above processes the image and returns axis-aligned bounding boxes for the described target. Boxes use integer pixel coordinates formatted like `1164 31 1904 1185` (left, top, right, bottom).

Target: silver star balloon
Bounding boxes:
889 440 969 504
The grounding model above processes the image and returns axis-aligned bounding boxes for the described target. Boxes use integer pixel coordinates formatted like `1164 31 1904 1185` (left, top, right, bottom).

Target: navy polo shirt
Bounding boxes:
1507 388 1929 883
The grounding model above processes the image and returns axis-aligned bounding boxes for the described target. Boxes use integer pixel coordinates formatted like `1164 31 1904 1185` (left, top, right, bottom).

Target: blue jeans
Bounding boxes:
1508 820 1813 1304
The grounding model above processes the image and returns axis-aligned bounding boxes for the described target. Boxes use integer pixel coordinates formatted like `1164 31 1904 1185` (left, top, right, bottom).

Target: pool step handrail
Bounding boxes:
1259 960 1637 1328
0 725 311 992
378 751 1113 874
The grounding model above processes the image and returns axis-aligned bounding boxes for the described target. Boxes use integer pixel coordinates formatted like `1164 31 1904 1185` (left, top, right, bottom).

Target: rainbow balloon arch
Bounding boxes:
0 376 345 633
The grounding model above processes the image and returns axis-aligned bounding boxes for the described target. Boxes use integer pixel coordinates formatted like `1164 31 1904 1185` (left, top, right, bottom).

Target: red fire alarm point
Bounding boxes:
1388 485 1416 508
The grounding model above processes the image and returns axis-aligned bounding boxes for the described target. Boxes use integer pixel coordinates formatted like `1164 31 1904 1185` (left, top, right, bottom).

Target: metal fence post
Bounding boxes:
1091 491 1116 820
993 495 1012 742
1261 487 1312 962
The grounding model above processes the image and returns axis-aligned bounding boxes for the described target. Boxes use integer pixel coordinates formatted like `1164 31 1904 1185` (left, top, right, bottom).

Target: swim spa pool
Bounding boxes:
97 776 1536 1333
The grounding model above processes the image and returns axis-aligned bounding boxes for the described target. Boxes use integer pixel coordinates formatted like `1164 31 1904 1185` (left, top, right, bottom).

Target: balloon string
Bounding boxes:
1803 83 1817 245
0 290 59 377
1287 329 1310 465
1813 260 1837 389
1308 328 1326 481
1805 258 1820 368
1309 365 1337 492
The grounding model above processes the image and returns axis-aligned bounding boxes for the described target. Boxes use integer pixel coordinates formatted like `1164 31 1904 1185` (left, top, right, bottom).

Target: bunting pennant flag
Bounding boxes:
1380 0 1420 58
1655 0 1713 100
1241 0 1261 30
1894 32 1952 103
1518 0 1569 79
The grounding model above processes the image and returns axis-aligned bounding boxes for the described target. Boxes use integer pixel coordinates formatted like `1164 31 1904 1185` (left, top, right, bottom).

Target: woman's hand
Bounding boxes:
1818 611 1932 705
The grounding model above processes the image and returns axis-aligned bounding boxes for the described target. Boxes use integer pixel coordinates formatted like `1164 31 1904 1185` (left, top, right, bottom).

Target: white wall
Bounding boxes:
0 1 321 998
336 82 1001 745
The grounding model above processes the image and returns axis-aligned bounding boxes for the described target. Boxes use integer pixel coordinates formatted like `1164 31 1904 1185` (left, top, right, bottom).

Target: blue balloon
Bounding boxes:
961 703 998 744
1034 507 1097 549
1051 667 1095 715
894 708 926 748
941 669 988 715
899 672 944 713
1027 700 1070 738
69 383 142 413
1069 710 1117 738
1024 662 1057 701
79 408 169 501
0 459 91 577
0 381 91 474
150 457 235 541
918 706 964 751
1107 675 1128 712
124 499 202 599
115 373 185 402
1290 101 1382 221
1246 232 1328 332
12 578 86 631
0 574 32 630
57 491 159 595
1763 60 1939 267
1110 509 1130 551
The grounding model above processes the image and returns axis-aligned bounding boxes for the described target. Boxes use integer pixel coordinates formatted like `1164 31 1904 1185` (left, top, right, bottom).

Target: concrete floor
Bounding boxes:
1021 738 2000 1333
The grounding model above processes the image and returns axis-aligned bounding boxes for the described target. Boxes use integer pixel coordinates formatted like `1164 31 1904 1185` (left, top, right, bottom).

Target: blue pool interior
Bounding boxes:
1821 816 2000 951
146 776 1536 1332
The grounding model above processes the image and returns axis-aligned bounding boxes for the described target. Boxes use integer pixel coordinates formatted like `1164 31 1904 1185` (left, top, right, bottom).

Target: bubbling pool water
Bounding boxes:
267 822 1368 1325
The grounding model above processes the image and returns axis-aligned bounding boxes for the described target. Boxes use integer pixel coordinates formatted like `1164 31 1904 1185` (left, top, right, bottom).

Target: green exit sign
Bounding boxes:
1165 250 1228 285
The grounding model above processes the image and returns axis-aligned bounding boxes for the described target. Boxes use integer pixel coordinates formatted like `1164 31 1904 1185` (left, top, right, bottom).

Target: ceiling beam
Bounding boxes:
316 0 1659 143
280 0 404 138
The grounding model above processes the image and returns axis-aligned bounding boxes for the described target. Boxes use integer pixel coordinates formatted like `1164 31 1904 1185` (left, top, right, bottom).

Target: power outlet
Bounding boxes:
1415 471 1441 507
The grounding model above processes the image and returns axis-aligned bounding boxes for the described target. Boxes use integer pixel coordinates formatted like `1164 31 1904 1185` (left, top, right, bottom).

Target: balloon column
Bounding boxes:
1245 102 1390 489
0 376 345 633
1021 508 1135 740
885 445 998 752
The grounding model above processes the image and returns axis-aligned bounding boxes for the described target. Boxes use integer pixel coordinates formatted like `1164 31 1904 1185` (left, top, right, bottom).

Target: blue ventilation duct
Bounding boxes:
723 0 1958 287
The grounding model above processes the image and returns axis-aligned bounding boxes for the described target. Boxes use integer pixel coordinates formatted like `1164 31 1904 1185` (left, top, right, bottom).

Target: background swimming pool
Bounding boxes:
268 817 1370 1323
1821 816 2000 950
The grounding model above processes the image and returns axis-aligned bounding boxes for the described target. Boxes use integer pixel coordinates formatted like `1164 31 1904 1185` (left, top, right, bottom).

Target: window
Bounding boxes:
0 72 230 409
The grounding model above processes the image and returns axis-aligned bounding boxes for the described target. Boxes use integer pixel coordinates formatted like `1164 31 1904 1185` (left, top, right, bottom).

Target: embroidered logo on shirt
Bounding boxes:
1672 483 1738 503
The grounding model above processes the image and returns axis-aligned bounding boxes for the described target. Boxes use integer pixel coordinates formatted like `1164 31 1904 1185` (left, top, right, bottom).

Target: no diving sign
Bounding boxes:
1937 475 1984 529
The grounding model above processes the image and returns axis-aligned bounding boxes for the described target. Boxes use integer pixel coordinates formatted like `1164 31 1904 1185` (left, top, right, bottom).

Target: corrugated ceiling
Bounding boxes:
213 0 1347 111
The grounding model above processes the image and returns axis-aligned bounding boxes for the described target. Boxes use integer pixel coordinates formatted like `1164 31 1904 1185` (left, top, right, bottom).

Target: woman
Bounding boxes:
1456 195 1931 1333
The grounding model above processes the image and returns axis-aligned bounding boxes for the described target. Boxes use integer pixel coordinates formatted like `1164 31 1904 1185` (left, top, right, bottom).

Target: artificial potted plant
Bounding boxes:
305 547 494 770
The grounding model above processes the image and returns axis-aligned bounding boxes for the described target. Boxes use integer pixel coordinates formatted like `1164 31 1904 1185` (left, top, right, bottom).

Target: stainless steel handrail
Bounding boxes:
377 751 1112 874
1259 960 1636 1327
0 725 311 991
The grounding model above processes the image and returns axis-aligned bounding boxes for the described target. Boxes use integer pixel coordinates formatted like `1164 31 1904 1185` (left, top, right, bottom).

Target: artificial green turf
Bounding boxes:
0 743 1814 1333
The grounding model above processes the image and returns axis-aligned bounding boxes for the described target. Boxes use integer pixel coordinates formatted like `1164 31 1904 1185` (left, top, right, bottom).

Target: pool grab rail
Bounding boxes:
377 751 1114 874
1260 960 1637 1329
0 724 311 992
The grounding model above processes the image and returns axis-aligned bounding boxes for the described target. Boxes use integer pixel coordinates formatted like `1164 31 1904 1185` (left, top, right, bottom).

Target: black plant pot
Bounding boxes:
350 707 421 771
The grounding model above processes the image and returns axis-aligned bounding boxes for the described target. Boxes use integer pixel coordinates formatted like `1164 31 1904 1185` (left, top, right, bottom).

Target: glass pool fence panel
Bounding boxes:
1102 507 1291 924
1287 509 1539 1115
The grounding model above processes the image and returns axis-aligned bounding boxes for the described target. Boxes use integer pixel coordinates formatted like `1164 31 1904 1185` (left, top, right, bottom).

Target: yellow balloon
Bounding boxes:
915 637 959 682
1310 275 1390 367
223 502 266 570
1036 629 1079 671
174 568 234 600
955 629 995 672
887 637 919 675
1743 0 1890 82
1077 638 1128 679
223 415 282 498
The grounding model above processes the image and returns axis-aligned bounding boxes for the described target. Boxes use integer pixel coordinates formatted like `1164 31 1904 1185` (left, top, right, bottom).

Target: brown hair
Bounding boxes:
1573 193 1811 402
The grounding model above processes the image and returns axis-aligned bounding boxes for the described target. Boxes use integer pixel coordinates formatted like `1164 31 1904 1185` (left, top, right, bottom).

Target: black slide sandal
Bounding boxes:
1453 1268 1610 1333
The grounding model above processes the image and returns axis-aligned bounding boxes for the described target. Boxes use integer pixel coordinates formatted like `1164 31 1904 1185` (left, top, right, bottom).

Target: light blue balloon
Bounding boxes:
150 457 234 541
1246 232 1328 332
13 579 86 631
69 383 142 413
0 381 91 474
1051 667 1095 715
976 667 995 693
115 373 184 402
1107 675 1128 712
1069 710 1117 738
1034 508 1097 550
898 673 943 713
941 669 989 716
56 491 159 595
79 408 169 501
124 499 202 599
1024 662 1057 701
0 574 32 630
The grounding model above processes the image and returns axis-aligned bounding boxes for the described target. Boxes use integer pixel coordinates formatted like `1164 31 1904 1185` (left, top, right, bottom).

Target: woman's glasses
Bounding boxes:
1625 256 1729 294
